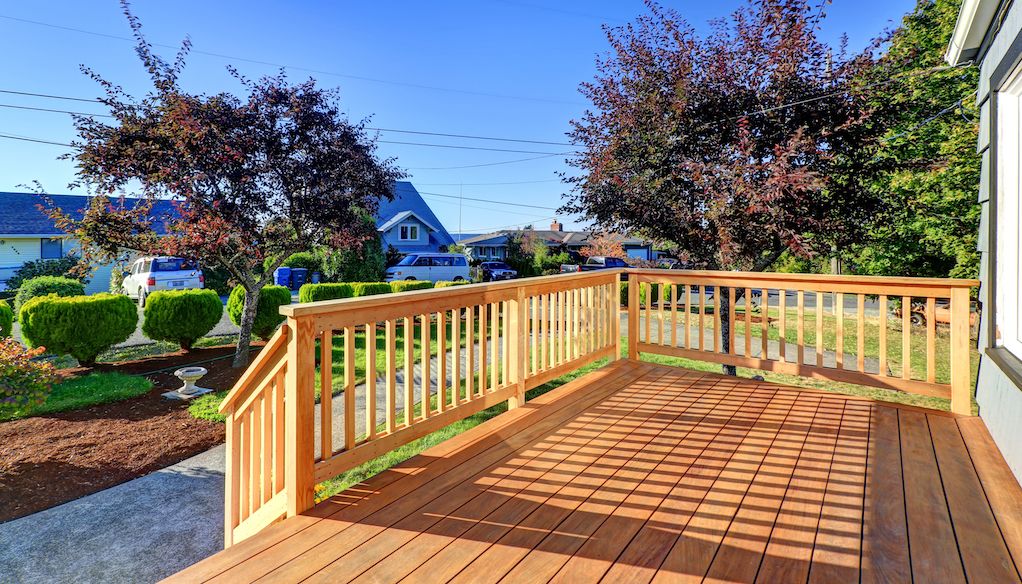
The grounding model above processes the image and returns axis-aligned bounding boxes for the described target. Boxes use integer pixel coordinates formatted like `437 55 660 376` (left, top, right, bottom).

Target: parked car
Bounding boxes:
122 256 204 306
477 261 518 282
560 256 629 273
384 253 471 282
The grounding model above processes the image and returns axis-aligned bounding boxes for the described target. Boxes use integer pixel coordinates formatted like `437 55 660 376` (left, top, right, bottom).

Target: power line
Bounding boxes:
420 195 554 217
409 153 564 170
417 190 559 210
0 14 580 106
375 140 568 155
463 215 560 233
368 127 571 146
0 133 71 147
414 179 561 186
0 88 100 104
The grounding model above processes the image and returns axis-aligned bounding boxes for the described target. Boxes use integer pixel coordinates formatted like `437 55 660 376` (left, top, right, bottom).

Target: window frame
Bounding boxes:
995 61 1022 359
40 237 63 260
398 223 420 241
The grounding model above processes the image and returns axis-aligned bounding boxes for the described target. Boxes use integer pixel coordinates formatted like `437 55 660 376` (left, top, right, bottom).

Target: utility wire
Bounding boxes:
409 153 564 170
416 190 558 210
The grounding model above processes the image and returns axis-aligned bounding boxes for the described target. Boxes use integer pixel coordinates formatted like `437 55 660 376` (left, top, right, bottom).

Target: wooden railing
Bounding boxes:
216 270 621 545
217 268 978 546
626 269 978 415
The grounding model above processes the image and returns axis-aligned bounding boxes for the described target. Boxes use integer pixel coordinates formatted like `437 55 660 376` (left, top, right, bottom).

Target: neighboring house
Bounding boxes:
0 192 174 295
948 0 1022 483
376 182 455 255
458 220 655 261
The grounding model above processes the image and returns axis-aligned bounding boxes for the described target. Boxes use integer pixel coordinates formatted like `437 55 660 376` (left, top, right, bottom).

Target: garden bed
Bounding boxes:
0 344 258 522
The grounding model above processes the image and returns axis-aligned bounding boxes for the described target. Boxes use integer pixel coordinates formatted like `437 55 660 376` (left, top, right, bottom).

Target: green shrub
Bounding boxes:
619 282 674 307
200 265 233 296
389 280 434 293
350 282 392 297
0 299 12 337
19 293 138 366
142 289 223 350
434 280 471 288
7 255 87 291
227 285 292 340
14 275 86 313
0 338 59 413
298 283 354 303
265 251 321 274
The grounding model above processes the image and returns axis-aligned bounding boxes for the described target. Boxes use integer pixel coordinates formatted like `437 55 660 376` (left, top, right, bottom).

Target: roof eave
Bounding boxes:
946 0 1000 65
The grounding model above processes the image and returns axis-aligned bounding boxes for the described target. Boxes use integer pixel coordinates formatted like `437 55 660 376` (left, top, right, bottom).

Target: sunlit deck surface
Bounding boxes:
170 360 1022 583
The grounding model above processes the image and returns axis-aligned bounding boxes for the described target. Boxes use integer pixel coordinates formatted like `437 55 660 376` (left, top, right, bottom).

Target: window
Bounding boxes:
413 256 432 267
431 257 453 267
996 64 1022 357
40 238 62 260
453 256 467 266
399 224 419 241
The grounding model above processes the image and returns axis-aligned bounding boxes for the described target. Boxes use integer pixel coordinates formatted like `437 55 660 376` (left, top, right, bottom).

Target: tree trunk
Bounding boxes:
233 286 263 368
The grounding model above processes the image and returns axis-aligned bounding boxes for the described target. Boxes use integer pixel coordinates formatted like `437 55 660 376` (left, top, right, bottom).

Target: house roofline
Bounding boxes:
946 0 1002 65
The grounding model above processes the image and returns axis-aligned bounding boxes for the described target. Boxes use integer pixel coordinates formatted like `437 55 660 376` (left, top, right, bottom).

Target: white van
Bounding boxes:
122 256 204 306
384 253 471 282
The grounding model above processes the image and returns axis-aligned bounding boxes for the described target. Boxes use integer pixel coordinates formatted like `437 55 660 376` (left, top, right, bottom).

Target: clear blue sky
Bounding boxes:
0 0 914 234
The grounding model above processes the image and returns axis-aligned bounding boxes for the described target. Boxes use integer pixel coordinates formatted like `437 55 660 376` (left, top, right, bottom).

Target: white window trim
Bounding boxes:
398 223 420 241
996 63 1022 357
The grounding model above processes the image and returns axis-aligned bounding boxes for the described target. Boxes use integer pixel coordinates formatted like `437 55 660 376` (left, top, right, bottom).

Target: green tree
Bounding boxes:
846 0 980 279
317 214 386 282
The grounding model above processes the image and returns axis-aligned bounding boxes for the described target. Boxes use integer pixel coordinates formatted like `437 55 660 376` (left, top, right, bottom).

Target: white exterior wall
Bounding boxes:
0 236 113 295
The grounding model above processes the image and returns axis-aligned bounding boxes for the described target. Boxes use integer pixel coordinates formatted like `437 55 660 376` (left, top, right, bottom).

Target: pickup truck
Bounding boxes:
560 256 629 273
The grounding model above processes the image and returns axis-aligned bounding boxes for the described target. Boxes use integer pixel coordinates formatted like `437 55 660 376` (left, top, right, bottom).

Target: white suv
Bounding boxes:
123 256 204 306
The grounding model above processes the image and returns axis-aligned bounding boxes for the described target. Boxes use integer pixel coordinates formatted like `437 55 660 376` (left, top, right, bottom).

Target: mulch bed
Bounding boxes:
0 344 261 523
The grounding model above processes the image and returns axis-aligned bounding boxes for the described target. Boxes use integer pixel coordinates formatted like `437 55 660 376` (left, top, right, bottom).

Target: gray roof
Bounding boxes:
0 192 177 236
458 228 650 248
375 182 454 247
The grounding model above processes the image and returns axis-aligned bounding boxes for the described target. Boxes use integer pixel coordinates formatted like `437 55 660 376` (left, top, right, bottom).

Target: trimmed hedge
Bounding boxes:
0 299 12 337
434 280 471 288
619 282 673 307
19 293 138 366
265 251 321 274
298 283 354 303
14 276 86 313
389 280 434 293
142 289 223 350
350 282 392 297
227 285 292 340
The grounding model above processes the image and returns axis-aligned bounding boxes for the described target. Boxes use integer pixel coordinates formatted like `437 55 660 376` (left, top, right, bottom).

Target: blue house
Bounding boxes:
376 182 454 255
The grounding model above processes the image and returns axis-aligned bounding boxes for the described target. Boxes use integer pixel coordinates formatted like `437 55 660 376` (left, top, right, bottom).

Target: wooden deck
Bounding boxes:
169 360 1022 583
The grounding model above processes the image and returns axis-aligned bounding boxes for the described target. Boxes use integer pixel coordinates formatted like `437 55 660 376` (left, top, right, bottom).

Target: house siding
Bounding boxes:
972 0 1022 484
0 236 111 295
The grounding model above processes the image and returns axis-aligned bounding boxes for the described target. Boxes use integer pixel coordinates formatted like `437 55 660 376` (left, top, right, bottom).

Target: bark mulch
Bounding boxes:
0 344 261 523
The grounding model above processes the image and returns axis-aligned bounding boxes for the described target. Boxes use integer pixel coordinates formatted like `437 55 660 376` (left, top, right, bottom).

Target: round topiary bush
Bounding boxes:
298 283 354 303
14 275 86 313
227 285 292 340
142 289 224 350
389 280 434 293
0 299 12 337
350 282 393 297
19 293 138 366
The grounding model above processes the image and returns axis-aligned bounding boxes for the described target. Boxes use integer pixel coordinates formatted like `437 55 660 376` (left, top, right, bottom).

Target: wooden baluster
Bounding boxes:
728 286 736 355
274 369 285 492
902 296 912 380
797 291 805 366
949 287 971 415
744 287 752 357
509 287 527 409
466 306 475 399
714 286 721 353
926 297 936 383
761 288 769 359
572 288 580 359
835 292 844 369
438 311 447 411
698 285 706 351
319 331 332 460
643 283 651 346
452 309 461 406
879 296 888 377
490 302 499 389
250 401 261 508
239 415 248 520
404 316 414 425
502 300 511 383
225 412 240 545
778 290 786 362
670 284 678 347
540 293 548 370
658 283 666 346
685 285 693 350
385 320 397 434
586 286 594 354
343 327 355 447
857 294 866 373
419 315 431 418
365 323 377 440
261 393 272 503
627 273 639 360
816 292 824 366
531 294 538 373
478 306 488 394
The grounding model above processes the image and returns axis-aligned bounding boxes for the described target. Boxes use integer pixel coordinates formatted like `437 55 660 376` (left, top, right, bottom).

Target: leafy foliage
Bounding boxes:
580 233 627 260
350 282 392 297
14 276 86 314
266 252 321 274
0 300 11 337
7 255 88 292
843 0 980 279
19 293 138 366
504 231 540 277
317 214 387 282
298 283 354 303
227 285 290 340
200 265 233 296
44 3 402 366
142 289 223 350
389 280 434 293
434 280 471 288
0 338 60 414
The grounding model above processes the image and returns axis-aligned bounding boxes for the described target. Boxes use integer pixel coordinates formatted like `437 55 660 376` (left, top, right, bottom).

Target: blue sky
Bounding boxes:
0 0 915 234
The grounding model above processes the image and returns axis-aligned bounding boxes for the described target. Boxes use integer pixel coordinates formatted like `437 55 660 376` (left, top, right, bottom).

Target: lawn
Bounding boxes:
0 372 154 422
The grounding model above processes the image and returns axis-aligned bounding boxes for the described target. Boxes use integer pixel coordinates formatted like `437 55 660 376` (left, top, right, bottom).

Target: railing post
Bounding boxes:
508 286 527 409
627 272 639 360
950 287 972 416
223 407 238 547
284 316 316 516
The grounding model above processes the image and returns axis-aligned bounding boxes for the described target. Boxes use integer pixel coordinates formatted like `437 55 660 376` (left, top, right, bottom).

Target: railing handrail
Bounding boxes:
217 322 290 413
627 268 978 291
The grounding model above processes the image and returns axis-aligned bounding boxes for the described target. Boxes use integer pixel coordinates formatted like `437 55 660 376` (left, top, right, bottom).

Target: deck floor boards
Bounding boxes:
168 361 1022 584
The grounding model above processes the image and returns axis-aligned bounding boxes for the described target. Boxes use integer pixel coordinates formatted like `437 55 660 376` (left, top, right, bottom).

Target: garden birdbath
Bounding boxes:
162 366 214 400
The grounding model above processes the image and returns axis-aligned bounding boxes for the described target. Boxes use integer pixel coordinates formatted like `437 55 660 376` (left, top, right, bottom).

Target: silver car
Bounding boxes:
123 256 204 306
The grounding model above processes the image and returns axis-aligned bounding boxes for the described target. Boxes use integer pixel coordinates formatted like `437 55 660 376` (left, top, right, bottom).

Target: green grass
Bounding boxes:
189 389 230 423
0 372 154 422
